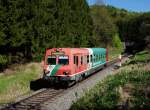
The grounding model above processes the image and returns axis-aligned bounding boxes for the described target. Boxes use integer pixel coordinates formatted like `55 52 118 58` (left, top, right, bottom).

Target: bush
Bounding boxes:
112 33 122 49
70 64 150 110
0 55 9 71
124 51 150 65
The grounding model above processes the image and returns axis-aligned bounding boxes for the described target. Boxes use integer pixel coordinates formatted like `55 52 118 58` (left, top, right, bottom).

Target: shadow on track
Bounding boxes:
30 78 71 91
30 79 47 91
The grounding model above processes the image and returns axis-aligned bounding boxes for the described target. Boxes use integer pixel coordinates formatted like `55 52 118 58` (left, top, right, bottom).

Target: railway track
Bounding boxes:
1 56 127 110
1 89 64 110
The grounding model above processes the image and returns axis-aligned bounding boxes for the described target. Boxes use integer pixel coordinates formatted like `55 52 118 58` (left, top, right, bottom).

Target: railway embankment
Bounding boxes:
70 51 150 110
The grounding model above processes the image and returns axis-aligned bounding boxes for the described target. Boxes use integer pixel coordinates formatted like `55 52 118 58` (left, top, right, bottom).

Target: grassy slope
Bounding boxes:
125 51 150 65
0 63 42 104
70 51 150 110
108 48 122 60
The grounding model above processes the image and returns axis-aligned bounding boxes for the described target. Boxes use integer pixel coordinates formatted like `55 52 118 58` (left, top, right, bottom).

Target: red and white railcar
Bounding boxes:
43 48 108 84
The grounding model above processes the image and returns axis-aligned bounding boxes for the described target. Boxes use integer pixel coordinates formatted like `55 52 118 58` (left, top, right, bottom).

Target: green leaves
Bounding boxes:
0 0 94 63
70 63 150 110
91 5 117 47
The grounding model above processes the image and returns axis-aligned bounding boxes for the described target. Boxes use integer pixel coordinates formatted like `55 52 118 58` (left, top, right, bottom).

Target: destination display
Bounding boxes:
51 51 65 55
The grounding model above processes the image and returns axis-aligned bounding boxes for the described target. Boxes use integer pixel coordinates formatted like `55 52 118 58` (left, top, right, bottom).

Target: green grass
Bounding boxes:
0 63 42 104
125 51 150 65
108 48 122 60
70 64 150 110
70 51 150 110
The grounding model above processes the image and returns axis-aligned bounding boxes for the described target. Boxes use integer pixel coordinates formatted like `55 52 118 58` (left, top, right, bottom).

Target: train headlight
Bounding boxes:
63 71 69 75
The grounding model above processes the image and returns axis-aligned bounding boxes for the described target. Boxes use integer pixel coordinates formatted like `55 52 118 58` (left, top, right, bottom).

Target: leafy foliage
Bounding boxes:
0 55 9 71
0 0 93 65
112 33 122 49
124 51 150 65
70 63 150 110
0 0 150 69
90 5 117 47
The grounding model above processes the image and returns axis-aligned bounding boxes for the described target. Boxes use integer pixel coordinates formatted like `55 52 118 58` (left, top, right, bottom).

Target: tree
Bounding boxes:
90 5 117 47
0 0 94 64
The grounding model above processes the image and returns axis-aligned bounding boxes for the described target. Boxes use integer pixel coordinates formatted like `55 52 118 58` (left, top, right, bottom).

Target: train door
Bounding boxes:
87 48 93 69
74 55 80 73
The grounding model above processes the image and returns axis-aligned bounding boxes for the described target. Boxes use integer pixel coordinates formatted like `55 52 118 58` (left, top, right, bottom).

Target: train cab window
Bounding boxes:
47 56 56 65
58 56 69 65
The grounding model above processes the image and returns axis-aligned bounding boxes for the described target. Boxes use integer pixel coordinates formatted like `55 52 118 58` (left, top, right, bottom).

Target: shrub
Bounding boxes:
0 55 9 71
112 33 122 49
70 64 150 110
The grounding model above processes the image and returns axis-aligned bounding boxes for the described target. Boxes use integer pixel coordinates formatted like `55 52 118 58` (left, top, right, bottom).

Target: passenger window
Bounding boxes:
74 56 78 66
97 55 98 61
76 56 78 66
90 55 92 62
87 55 89 63
96 55 97 61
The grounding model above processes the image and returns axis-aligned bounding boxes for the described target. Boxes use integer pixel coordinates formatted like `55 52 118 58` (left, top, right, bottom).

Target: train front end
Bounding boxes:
43 48 72 84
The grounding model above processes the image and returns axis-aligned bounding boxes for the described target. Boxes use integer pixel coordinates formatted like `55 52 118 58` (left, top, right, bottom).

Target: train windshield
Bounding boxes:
58 56 69 65
47 56 56 65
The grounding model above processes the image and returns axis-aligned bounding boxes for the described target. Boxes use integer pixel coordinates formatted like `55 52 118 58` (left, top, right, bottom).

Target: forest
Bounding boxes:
0 0 150 70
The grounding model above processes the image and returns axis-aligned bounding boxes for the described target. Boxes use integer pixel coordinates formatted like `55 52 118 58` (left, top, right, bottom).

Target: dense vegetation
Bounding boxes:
70 51 150 110
0 0 93 70
0 0 150 70
0 0 150 105
91 5 150 53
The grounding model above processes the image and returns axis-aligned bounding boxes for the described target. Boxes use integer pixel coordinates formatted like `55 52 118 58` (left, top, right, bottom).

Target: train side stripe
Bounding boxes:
50 65 62 76
46 65 55 76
